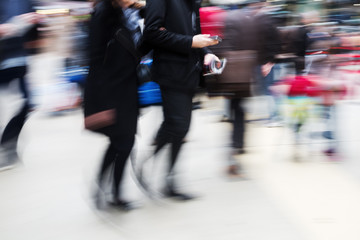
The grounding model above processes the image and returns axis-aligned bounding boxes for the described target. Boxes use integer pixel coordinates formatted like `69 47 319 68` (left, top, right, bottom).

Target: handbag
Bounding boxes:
205 50 256 97
84 109 116 131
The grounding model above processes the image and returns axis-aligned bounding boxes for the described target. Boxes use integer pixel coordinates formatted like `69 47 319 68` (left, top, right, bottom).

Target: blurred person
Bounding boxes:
84 0 147 210
293 11 317 75
62 15 91 110
0 0 40 171
271 74 346 160
142 0 219 200
215 0 281 176
248 0 282 126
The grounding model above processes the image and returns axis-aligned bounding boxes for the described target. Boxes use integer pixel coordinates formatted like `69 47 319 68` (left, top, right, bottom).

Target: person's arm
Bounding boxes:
261 16 281 76
144 0 192 53
264 17 282 63
143 0 217 53
0 24 16 38
0 13 40 40
87 5 117 110
88 7 109 68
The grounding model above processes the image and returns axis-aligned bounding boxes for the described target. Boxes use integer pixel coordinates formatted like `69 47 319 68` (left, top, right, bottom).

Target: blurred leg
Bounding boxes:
154 87 194 200
155 87 193 170
0 67 28 169
98 142 117 187
110 135 135 201
231 98 245 150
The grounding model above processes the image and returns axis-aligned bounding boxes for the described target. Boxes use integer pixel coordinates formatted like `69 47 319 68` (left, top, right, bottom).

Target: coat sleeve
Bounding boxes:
143 0 193 54
88 8 108 76
262 16 282 63
86 6 117 110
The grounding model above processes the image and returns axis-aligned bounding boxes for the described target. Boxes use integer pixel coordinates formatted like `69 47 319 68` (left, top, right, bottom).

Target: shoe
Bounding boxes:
0 143 18 172
324 148 336 156
163 188 195 201
192 102 202 110
233 148 245 155
227 164 244 178
0 163 15 172
228 164 239 175
238 148 246 154
220 116 233 123
109 200 138 211
91 183 106 210
151 138 187 146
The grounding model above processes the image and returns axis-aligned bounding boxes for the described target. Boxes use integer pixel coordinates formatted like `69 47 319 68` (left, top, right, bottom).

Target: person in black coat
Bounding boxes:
0 0 40 171
143 0 219 200
84 0 145 210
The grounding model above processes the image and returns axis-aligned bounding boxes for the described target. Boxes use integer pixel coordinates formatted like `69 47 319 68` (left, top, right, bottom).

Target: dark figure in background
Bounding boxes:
84 0 146 210
143 0 219 200
0 0 40 171
218 0 281 176
294 21 311 74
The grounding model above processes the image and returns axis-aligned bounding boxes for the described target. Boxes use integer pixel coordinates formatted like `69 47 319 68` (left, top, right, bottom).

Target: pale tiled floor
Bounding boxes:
1 53 360 240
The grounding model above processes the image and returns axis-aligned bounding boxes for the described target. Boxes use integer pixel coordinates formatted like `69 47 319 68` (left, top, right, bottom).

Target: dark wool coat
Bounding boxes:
143 0 210 91
84 1 140 137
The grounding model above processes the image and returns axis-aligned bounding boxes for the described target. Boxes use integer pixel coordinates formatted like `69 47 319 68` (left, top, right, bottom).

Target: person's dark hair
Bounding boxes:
92 0 112 7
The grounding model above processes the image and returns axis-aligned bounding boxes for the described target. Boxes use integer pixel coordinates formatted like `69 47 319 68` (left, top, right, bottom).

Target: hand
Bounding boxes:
192 34 219 48
261 62 275 77
204 53 220 65
0 24 16 37
114 0 136 9
131 1 146 8
17 12 41 24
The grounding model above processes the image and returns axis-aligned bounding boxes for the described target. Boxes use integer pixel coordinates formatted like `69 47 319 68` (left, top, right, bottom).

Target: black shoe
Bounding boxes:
237 148 246 154
192 102 202 110
164 189 195 201
109 200 138 211
231 148 245 155
220 116 233 123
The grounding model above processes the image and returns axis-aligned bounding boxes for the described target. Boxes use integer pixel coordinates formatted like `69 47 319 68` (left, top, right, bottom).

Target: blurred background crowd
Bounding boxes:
2 0 360 239
2 0 359 153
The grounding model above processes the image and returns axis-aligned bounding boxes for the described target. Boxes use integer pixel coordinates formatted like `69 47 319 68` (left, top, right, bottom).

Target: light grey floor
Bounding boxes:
2 53 360 240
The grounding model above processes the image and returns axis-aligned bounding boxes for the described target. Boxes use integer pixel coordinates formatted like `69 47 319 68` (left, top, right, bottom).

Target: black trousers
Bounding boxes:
98 134 135 200
231 98 245 149
0 66 29 146
155 87 194 183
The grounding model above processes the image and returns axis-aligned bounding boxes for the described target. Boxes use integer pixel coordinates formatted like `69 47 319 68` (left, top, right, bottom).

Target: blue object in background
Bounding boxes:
63 66 88 84
138 81 162 107
137 58 162 107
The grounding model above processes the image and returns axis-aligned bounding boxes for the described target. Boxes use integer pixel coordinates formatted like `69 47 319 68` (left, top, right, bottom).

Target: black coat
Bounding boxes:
84 1 140 137
143 0 210 90
254 13 281 65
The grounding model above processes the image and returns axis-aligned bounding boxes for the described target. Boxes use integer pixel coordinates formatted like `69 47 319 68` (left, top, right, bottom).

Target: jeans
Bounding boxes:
0 66 29 146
